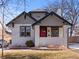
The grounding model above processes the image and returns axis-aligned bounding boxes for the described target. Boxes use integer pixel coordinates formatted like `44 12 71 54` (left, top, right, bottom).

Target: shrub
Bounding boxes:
25 40 34 47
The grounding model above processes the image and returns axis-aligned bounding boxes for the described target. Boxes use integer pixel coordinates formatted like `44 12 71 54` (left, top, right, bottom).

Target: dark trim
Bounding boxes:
6 11 25 26
6 11 37 26
32 11 72 26
29 14 37 21
32 13 51 26
29 11 48 13
12 22 14 27
29 11 48 22
51 11 72 25
6 11 72 26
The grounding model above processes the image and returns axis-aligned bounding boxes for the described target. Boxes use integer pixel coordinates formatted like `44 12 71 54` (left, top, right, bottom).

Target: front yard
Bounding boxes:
0 49 79 59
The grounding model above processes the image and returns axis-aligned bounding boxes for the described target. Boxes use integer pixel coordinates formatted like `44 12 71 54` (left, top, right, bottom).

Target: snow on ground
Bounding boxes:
69 43 79 49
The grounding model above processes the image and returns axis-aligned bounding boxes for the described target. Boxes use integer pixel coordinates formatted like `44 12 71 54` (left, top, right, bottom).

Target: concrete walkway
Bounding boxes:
69 43 79 49
0 44 79 50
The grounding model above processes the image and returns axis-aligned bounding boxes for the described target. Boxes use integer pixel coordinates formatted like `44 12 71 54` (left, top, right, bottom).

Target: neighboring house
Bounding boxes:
7 10 72 48
69 24 79 43
0 23 11 43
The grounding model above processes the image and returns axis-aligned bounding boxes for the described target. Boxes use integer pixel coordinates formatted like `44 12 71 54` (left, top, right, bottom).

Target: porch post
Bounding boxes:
63 25 69 48
35 25 40 47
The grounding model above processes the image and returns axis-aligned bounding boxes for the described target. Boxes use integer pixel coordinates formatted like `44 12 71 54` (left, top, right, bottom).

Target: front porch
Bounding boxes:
34 25 69 48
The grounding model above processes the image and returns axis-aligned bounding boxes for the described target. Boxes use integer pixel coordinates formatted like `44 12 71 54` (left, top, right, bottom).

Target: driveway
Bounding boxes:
69 43 79 49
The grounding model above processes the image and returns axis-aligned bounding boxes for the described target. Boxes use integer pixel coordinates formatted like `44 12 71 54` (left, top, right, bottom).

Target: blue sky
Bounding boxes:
0 0 56 24
26 0 48 11
26 0 56 11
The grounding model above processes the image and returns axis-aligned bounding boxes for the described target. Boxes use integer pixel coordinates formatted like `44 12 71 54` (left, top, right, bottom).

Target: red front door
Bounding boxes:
40 26 47 37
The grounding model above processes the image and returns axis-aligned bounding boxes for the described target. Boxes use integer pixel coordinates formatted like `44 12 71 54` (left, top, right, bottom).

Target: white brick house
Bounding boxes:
7 11 72 48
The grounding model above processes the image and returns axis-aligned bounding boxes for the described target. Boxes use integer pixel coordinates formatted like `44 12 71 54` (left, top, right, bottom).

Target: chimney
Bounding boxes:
56 9 62 16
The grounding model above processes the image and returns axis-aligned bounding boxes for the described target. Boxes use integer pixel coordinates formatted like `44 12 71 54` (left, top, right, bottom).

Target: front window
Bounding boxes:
40 26 59 37
20 26 31 37
51 27 59 37
26 26 31 36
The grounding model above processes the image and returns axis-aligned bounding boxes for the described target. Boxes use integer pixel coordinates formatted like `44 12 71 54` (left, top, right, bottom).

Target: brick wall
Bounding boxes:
69 36 78 43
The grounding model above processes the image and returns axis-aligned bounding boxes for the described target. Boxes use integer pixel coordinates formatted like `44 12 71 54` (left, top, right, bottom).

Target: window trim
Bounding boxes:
20 26 31 37
20 26 26 37
51 26 59 37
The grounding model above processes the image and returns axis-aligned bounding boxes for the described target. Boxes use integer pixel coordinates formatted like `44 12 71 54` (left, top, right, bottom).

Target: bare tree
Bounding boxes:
44 0 79 36
44 0 60 12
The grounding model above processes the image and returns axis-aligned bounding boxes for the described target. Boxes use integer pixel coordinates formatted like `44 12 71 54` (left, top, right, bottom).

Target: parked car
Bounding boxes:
0 40 8 48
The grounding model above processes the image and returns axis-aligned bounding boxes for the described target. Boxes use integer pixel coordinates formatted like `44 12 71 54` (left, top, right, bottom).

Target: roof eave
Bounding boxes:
6 11 37 26
32 11 72 26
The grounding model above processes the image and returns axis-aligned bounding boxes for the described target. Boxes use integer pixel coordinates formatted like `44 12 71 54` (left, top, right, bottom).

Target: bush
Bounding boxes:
25 40 34 47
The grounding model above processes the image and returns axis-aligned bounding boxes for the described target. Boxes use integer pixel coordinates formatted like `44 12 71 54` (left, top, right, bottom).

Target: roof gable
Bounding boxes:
6 11 72 26
32 11 72 26
29 11 48 21
6 11 37 26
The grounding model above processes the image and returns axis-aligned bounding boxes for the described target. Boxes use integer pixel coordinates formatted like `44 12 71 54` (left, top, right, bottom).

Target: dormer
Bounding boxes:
29 10 48 20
